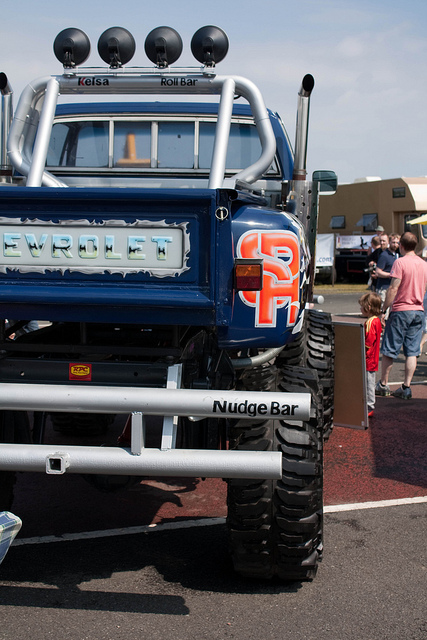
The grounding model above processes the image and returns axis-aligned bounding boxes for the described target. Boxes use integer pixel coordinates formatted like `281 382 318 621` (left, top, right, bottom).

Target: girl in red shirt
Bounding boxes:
359 292 382 417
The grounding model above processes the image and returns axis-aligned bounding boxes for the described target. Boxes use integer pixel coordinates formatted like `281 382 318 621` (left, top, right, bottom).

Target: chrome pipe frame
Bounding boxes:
208 77 235 189
0 383 311 421
7 71 277 189
0 382 310 478
7 77 65 187
0 443 283 479
26 78 59 187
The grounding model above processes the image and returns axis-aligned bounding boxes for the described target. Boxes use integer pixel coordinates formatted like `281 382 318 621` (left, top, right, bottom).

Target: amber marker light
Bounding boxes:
234 258 263 291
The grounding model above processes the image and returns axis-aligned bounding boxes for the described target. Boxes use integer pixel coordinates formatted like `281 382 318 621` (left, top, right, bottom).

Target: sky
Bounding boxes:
2 0 427 184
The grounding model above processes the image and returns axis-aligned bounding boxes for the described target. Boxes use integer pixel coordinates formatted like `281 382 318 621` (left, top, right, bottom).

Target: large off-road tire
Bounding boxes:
227 364 323 581
277 309 334 439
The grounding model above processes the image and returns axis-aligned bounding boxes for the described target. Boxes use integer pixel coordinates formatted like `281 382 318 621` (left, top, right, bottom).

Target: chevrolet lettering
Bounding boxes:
1 224 185 272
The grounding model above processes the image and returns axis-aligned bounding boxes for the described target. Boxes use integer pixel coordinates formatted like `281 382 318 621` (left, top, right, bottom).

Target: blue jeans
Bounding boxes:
381 310 424 358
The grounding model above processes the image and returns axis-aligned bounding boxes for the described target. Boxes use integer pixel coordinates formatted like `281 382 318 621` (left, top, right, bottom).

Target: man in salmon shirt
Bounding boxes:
375 232 427 399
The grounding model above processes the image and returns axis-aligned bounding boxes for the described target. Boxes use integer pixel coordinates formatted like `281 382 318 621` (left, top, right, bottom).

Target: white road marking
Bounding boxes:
11 496 427 547
390 380 427 386
324 496 427 512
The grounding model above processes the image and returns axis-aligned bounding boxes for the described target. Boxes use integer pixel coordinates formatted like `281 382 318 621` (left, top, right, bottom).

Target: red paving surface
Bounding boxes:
324 392 427 505
142 392 427 522
141 383 427 521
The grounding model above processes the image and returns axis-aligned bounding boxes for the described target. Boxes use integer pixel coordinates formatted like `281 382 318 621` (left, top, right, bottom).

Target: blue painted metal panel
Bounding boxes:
218 202 310 349
0 186 307 345
0 188 234 325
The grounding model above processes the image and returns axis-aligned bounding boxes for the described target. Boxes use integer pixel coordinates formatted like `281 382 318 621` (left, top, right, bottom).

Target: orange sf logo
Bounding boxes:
70 365 90 376
237 230 300 327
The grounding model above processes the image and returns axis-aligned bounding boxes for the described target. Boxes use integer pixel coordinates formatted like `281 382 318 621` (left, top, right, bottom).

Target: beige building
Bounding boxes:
318 177 427 252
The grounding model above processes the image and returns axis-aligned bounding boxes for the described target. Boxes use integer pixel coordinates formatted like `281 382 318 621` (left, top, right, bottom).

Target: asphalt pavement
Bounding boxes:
0 503 426 640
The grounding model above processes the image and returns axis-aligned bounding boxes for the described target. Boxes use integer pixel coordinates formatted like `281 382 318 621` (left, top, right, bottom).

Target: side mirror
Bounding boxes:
313 170 337 194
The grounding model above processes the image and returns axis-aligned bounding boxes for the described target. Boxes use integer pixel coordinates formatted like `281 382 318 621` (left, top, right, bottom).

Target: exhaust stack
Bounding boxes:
293 73 314 180
285 74 317 301
0 73 13 182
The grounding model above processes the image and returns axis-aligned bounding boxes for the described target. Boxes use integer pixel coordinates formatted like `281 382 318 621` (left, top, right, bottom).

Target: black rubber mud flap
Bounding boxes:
227 364 323 581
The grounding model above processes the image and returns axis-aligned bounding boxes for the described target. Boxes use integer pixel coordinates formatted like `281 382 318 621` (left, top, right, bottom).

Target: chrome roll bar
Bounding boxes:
7 70 277 189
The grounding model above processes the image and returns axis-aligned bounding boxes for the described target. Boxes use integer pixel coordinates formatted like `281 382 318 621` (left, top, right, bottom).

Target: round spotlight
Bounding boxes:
191 26 229 67
144 27 183 68
98 27 136 68
53 28 91 68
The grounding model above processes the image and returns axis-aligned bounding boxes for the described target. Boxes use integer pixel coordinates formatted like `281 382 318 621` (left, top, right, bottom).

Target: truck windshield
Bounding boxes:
47 117 272 173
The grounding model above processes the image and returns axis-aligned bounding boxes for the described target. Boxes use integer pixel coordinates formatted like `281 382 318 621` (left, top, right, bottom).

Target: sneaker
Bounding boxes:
392 386 412 399
375 381 390 396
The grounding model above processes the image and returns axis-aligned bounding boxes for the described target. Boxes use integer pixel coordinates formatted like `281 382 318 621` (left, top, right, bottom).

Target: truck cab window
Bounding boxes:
47 121 109 167
198 122 215 169
47 123 69 166
199 122 262 170
228 123 261 169
157 121 194 168
47 116 280 176
114 121 151 167
76 122 109 167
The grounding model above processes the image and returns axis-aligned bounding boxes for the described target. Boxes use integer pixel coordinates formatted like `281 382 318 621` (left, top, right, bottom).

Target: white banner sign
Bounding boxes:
336 235 373 250
316 234 335 267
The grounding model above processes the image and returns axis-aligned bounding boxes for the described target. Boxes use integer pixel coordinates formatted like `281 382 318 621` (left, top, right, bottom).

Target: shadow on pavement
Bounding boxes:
0 524 301 612
370 396 427 489
11 472 206 539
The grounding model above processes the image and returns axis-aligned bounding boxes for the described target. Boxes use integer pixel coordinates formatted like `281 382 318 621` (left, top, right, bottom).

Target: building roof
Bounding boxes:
402 177 427 210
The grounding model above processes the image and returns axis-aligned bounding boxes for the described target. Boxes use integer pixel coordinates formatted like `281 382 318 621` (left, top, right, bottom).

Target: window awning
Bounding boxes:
407 213 427 225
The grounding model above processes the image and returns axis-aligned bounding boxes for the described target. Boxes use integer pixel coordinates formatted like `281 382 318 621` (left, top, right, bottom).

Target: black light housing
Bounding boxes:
191 26 229 67
53 28 91 68
98 27 136 68
234 259 264 291
144 27 183 68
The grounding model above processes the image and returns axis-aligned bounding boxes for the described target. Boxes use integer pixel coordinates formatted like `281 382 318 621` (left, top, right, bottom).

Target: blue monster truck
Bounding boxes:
0 26 336 581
